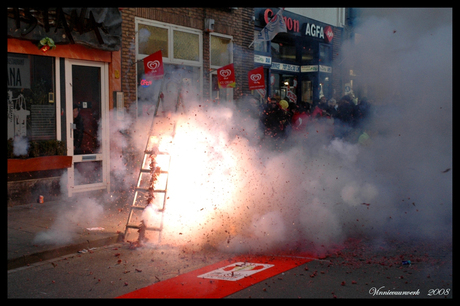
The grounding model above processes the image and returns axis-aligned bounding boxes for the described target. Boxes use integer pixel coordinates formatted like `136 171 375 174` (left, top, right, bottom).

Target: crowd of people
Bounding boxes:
260 94 371 144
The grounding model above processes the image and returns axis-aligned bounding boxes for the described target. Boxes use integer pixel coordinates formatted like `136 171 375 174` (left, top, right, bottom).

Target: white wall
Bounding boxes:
284 8 346 27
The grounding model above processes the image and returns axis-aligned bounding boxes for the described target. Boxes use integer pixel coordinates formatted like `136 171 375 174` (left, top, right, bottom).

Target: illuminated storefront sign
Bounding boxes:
254 54 271 65
140 79 152 87
300 65 332 73
260 8 333 43
271 62 299 72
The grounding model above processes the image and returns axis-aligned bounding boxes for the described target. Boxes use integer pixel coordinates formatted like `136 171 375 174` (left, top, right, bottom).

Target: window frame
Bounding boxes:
135 17 203 67
7 52 61 142
135 18 203 114
209 32 234 102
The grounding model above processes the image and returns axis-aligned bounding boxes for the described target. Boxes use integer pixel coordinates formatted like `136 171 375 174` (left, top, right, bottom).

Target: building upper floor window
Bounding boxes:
136 18 202 65
210 33 233 102
210 34 232 67
271 33 296 62
301 43 316 63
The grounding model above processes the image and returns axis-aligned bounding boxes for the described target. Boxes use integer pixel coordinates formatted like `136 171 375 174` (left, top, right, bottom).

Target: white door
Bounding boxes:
65 59 110 197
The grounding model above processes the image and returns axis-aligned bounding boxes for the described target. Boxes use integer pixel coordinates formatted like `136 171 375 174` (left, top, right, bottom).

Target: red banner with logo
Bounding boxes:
217 63 236 88
248 66 265 90
143 50 164 79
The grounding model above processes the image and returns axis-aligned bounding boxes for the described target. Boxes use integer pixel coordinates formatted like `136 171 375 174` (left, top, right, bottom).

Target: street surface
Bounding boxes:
8 236 451 298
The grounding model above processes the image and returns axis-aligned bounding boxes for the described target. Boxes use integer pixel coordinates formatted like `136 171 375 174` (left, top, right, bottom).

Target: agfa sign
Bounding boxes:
324 26 334 43
260 8 333 43
305 24 333 42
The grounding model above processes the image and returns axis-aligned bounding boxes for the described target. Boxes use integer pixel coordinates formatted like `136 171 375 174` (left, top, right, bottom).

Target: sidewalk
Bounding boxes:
7 190 131 270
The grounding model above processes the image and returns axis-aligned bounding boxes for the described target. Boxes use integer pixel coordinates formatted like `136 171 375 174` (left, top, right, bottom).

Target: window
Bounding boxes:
174 30 200 61
136 18 202 65
319 44 331 64
301 43 316 63
271 34 296 62
7 53 56 141
138 23 169 57
135 18 203 116
301 79 313 104
319 74 331 99
210 33 233 102
211 35 232 67
270 73 297 102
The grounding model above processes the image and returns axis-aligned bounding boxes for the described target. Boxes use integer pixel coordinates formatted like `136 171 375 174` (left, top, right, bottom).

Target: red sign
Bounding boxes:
286 90 297 103
217 63 236 88
248 66 265 90
264 8 300 33
143 50 164 79
324 26 334 43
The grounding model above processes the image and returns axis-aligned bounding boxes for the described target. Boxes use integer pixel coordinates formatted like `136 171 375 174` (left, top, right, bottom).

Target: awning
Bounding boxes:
7 8 122 52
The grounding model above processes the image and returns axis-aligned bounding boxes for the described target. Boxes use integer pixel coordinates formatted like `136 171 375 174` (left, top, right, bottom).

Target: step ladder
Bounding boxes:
123 92 176 244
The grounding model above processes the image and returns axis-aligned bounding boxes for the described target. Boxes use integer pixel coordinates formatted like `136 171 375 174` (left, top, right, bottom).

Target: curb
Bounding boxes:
7 235 120 271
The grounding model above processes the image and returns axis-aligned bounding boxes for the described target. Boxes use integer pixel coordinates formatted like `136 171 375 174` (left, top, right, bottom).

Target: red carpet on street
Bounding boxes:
117 253 318 298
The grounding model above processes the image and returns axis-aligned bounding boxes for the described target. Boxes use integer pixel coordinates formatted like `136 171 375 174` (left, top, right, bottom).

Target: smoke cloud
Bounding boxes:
33 196 104 245
36 9 451 255
137 8 451 254
13 136 29 156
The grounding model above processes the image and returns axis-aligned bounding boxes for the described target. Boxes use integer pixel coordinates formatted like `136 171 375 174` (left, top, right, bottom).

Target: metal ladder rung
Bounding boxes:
134 187 167 193
134 187 150 193
126 224 162 231
144 150 170 155
129 205 164 212
140 168 169 173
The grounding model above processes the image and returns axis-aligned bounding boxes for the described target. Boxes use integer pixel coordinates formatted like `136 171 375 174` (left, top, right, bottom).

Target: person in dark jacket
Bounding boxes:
333 95 355 138
326 98 338 118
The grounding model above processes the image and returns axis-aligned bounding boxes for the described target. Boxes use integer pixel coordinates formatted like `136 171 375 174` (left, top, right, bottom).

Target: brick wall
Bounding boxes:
120 7 136 108
120 7 254 111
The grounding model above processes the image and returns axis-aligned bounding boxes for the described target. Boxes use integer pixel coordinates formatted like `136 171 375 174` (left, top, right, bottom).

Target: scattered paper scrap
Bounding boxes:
86 227 105 231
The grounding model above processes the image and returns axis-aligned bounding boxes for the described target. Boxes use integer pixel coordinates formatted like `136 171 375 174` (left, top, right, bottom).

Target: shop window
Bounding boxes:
301 79 313 105
319 44 331 64
210 33 233 102
319 74 331 99
270 73 297 102
137 62 201 116
136 18 203 116
7 53 56 141
271 34 296 62
211 74 232 103
301 43 317 63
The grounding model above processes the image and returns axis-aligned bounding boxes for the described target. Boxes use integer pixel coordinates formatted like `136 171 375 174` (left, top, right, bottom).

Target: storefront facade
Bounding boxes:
7 8 122 203
253 8 344 105
120 7 254 117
